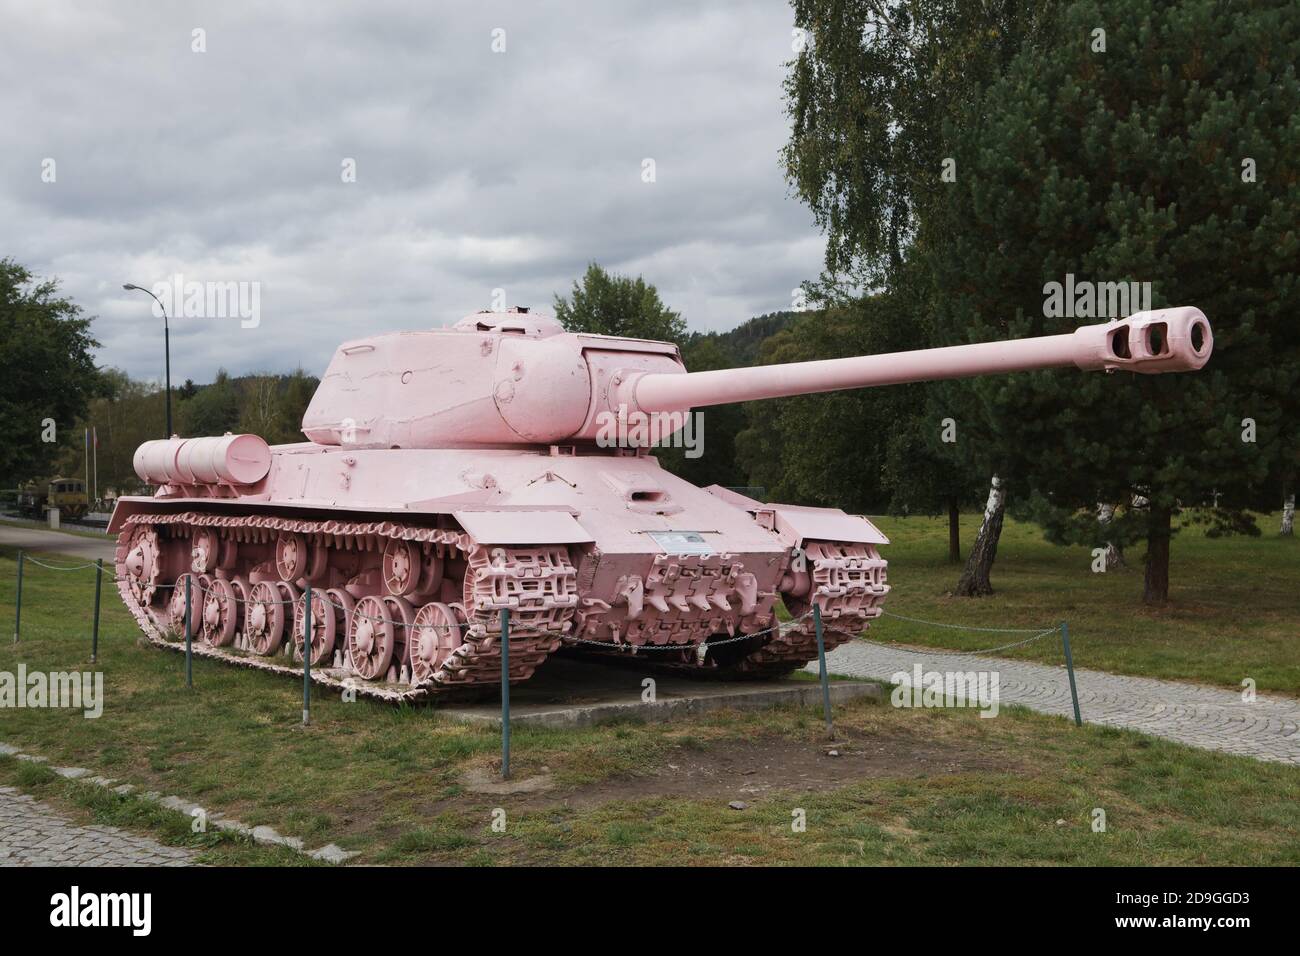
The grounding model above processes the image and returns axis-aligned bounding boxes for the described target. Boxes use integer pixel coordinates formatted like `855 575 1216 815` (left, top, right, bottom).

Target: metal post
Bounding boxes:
184 576 193 689
1061 621 1082 726
91 559 103 663
13 550 23 643
303 585 312 726
500 607 510 780
163 310 173 438
812 603 834 737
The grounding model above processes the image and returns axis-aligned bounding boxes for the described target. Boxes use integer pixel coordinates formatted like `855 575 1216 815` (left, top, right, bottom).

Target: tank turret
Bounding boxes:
110 304 1213 703
299 306 1212 449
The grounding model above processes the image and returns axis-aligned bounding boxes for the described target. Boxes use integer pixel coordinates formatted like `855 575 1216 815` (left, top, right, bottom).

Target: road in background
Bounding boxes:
0 520 116 562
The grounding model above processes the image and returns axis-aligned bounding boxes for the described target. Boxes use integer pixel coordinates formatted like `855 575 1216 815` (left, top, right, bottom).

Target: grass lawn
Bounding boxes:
866 511 1300 695
1 542 1298 866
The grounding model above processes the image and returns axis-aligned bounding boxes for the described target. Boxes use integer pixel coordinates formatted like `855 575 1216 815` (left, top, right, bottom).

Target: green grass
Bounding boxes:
866 510 1300 694
0 538 1297 866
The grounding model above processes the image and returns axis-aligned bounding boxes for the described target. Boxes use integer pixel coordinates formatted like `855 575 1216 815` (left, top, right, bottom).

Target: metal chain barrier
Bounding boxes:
869 608 1083 726
9 548 1083 727
866 620 1062 657
878 608 1052 635
20 557 100 572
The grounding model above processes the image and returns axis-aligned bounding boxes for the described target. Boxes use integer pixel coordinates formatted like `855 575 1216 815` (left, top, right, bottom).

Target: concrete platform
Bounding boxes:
441 655 884 728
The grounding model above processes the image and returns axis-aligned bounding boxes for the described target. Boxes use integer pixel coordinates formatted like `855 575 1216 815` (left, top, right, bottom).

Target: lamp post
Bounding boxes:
123 283 173 438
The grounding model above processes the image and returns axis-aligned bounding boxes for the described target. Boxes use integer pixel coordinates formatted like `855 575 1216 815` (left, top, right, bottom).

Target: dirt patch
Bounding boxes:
462 767 555 795
501 727 1016 811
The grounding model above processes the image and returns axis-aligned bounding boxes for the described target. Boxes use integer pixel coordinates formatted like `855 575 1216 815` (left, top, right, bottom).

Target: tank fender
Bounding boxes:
452 509 595 545
757 503 890 547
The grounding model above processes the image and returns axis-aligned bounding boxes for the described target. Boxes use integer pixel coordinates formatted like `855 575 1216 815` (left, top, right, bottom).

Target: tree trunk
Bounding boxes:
955 475 1004 597
1282 490 1295 536
947 495 961 563
1142 503 1172 605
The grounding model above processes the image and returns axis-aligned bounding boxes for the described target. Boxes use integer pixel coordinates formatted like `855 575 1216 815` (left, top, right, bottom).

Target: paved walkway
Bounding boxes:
0 786 195 866
816 641 1300 765
0 521 116 562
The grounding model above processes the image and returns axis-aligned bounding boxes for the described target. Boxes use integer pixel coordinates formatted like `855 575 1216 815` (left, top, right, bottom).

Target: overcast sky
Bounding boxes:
1 0 824 385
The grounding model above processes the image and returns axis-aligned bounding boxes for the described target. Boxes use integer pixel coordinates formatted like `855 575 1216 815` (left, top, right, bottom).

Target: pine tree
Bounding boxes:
925 0 1300 603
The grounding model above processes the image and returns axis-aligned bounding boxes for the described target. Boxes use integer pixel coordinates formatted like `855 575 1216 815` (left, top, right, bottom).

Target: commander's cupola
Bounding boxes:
452 307 564 338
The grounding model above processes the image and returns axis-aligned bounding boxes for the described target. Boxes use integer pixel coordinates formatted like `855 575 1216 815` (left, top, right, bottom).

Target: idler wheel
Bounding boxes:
246 581 287 655
410 602 466 683
382 539 421 597
275 532 308 582
124 526 164 604
292 589 337 666
166 573 203 638
347 595 395 680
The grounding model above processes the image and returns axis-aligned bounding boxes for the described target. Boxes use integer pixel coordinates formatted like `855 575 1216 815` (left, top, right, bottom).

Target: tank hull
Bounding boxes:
111 444 891 701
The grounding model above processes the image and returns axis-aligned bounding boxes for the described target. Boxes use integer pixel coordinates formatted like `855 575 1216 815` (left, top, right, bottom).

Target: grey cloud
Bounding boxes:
0 0 822 384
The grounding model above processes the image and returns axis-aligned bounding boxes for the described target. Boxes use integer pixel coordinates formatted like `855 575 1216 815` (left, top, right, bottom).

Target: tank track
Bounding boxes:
116 512 887 700
728 541 889 676
115 511 577 703
564 542 890 680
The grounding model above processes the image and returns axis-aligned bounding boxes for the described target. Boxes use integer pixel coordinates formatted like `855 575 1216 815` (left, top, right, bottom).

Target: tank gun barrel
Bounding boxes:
625 308 1212 414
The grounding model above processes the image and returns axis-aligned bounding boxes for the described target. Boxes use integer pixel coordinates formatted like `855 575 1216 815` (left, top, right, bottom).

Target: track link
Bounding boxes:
561 542 890 679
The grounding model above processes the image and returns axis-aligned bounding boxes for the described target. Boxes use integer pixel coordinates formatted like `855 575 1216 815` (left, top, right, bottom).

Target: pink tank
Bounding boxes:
110 306 1213 701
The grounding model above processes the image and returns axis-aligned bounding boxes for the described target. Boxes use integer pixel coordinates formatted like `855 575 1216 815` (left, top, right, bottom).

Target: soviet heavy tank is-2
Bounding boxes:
110 306 1214 701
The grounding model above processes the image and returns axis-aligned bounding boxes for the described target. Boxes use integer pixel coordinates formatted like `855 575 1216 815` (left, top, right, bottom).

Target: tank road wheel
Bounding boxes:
292 590 337 666
228 576 251 646
122 526 165 605
273 582 301 653
325 588 355 665
246 581 287 655
347 595 395 680
190 528 219 574
200 577 238 647
166 573 203 638
382 595 416 673
410 602 466 684
275 532 309 582
382 539 421 597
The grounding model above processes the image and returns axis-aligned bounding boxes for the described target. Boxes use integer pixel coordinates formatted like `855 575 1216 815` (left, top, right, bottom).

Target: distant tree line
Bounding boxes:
58 369 319 496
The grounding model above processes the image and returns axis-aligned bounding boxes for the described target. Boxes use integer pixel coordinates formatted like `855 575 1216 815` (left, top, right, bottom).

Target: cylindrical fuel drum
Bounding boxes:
133 434 272 487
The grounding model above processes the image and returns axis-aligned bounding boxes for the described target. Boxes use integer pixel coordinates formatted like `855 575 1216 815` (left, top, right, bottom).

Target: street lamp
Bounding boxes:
123 283 173 438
